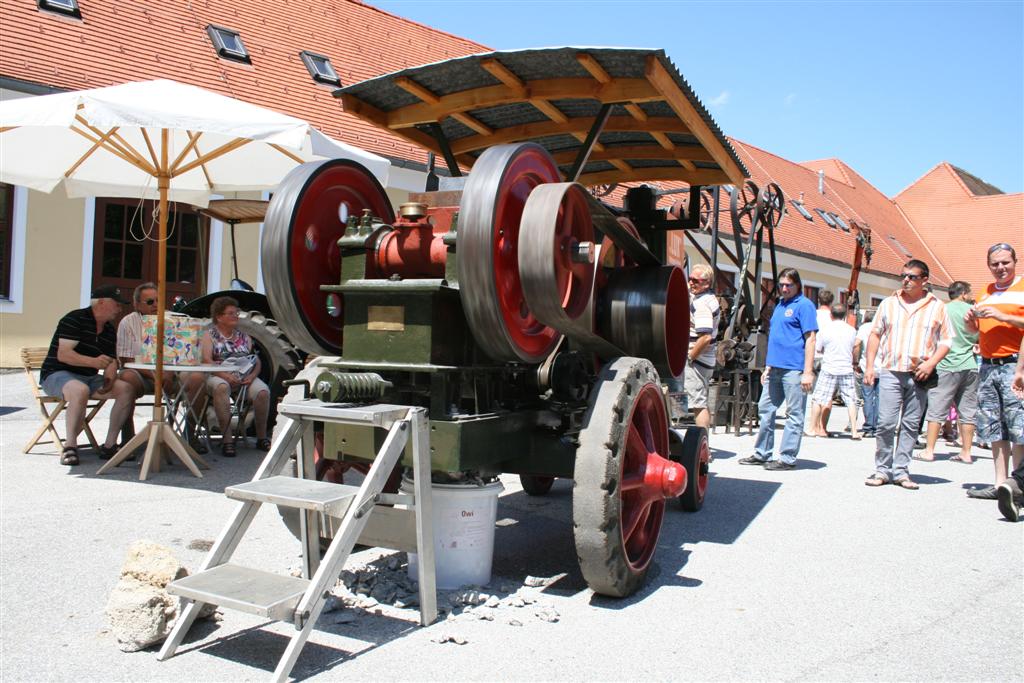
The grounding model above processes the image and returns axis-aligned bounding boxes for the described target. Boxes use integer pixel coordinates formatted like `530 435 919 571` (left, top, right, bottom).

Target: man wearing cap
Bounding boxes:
40 285 136 466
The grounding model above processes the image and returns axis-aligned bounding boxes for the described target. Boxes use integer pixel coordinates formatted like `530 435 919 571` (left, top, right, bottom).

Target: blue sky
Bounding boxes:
373 0 1023 197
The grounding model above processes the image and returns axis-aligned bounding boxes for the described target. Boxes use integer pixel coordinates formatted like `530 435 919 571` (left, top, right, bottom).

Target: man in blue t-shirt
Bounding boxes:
740 268 818 469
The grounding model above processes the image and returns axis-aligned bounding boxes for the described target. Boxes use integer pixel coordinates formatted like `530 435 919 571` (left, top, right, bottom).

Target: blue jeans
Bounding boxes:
861 376 879 432
754 368 807 465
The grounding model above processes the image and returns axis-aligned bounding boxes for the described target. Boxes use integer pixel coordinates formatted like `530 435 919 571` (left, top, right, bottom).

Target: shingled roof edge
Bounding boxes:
347 0 491 52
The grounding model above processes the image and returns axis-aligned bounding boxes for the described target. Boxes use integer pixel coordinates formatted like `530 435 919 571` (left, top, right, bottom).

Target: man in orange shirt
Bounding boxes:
965 243 1024 500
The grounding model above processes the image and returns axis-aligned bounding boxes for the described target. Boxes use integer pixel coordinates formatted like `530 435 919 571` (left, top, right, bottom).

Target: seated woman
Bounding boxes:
199 296 271 456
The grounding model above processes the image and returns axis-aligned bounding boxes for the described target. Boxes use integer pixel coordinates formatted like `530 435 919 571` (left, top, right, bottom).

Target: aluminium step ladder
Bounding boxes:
158 400 438 682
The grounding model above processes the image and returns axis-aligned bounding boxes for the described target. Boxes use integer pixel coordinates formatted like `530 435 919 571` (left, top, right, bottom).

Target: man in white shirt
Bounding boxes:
808 290 836 434
683 263 720 429
116 282 174 444
808 302 860 438
853 309 878 435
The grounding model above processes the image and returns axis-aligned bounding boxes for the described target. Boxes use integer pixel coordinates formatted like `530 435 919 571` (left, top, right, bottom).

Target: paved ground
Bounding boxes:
1 369 1021 681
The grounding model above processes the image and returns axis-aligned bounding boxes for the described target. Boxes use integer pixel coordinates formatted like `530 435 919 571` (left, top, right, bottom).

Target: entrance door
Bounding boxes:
92 198 209 305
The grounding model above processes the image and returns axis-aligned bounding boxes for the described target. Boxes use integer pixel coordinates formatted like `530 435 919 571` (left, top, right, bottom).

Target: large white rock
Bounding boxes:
120 540 187 587
105 577 175 652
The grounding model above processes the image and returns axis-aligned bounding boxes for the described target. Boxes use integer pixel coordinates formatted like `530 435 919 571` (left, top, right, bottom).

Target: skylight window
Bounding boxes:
38 0 81 18
206 25 250 64
299 51 341 86
828 212 850 231
814 208 836 228
790 200 814 221
888 235 912 257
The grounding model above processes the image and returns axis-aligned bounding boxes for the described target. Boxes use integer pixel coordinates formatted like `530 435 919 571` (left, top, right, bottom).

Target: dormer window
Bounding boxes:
814 208 837 228
300 51 341 86
829 212 850 231
790 200 814 221
38 0 81 18
206 25 251 64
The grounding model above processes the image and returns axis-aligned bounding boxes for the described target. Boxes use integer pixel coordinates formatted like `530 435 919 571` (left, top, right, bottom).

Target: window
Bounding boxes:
870 295 886 308
813 208 836 228
207 25 251 63
790 200 814 221
0 183 13 299
93 199 209 302
829 212 850 231
804 284 821 304
887 235 912 257
37 0 81 18
300 51 341 86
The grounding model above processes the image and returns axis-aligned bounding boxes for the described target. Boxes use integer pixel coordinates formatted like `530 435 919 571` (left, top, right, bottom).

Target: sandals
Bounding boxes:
948 455 972 464
97 443 118 461
256 438 272 452
893 477 920 490
221 442 236 458
864 473 888 487
60 447 79 466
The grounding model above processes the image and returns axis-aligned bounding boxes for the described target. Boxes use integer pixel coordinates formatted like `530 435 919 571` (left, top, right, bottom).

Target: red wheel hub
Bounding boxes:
618 383 686 569
492 147 562 360
289 162 393 353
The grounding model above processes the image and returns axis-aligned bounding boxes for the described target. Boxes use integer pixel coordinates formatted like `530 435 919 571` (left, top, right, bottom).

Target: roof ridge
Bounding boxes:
891 161 947 199
942 161 978 198
799 157 854 187
348 0 491 51
892 200 956 283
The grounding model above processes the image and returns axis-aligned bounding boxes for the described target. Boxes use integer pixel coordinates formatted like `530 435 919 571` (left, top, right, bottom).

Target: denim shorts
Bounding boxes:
976 364 1024 444
41 370 105 398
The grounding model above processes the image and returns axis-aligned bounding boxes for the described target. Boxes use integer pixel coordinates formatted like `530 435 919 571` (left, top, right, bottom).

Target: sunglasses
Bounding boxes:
778 282 797 288
142 298 157 305
688 277 709 284
900 273 924 281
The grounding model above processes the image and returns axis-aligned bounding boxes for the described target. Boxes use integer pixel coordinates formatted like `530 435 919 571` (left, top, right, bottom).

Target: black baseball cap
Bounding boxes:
91 284 131 304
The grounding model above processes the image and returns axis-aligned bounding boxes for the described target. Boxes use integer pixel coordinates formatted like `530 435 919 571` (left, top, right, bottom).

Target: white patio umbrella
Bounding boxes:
0 79 390 479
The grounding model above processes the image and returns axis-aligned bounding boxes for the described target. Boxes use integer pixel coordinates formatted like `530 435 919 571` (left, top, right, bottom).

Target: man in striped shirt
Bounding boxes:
683 263 720 430
863 259 952 489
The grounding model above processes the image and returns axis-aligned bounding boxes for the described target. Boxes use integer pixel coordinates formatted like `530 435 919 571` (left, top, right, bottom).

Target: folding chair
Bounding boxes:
21 347 108 453
196 383 252 451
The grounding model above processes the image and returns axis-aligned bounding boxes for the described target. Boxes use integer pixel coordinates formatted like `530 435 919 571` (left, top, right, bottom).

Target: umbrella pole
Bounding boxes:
98 137 208 480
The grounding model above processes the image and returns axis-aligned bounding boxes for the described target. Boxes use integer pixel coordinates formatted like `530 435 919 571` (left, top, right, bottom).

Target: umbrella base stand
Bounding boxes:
97 407 209 480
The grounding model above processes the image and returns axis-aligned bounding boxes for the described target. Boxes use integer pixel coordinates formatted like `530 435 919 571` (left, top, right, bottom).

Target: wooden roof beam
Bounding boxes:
550 145 714 164
395 76 493 138
579 166 731 187
383 78 661 129
339 93 445 154
645 56 746 184
481 57 569 124
577 53 612 84
449 116 691 155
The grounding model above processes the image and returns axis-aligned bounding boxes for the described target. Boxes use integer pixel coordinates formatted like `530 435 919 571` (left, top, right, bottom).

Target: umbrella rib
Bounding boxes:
171 137 251 178
111 130 157 174
0 126 16 134
269 143 303 164
64 125 121 178
140 129 161 173
75 116 157 176
169 132 203 175
70 125 156 176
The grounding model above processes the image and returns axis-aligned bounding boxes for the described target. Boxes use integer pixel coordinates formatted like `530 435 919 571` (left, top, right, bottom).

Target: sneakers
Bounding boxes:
739 455 768 466
966 486 998 500
996 479 1022 522
764 460 796 471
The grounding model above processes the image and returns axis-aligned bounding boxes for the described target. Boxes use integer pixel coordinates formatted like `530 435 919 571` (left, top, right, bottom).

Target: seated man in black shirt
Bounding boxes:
40 285 137 466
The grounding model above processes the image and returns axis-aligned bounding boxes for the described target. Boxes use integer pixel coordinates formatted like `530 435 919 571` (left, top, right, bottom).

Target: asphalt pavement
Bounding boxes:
1 369 1021 681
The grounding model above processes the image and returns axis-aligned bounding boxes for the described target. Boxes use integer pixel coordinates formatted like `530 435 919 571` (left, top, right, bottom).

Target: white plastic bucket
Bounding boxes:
402 478 504 590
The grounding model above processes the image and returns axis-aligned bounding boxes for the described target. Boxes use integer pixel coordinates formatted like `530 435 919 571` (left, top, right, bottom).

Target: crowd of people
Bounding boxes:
697 242 1023 522
38 286 271 466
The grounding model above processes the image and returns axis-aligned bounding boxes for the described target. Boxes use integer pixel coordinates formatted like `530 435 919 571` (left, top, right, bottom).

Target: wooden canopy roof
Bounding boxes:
337 47 748 187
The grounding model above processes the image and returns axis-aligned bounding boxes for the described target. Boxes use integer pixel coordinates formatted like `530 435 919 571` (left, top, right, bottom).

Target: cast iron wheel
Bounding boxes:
574 357 679 598
676 426 710 512
458 143 563 363
519 474 555 496
262 159 394 356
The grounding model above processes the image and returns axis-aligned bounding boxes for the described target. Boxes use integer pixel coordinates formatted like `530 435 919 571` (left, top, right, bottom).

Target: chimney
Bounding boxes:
818 170 825 195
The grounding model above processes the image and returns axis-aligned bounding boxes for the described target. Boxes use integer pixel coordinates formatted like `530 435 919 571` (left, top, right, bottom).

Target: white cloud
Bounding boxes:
784 93 797 107
708 90 730 107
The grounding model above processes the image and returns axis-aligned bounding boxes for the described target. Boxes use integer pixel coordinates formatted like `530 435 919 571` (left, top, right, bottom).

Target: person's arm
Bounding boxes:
801 331 816 390
973 305 1024 329
853 336 864 366
916 310 953 380
1011 337 1024 398
56 338 113 371
864 331 880 385
688 334 711 362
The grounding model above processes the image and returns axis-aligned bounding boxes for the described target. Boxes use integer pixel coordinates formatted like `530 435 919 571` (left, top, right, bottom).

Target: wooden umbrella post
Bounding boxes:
97 129 207 480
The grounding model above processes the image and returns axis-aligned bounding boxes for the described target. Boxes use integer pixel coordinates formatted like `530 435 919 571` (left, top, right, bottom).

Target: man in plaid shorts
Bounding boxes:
808 302 860 439
965 243 1024 501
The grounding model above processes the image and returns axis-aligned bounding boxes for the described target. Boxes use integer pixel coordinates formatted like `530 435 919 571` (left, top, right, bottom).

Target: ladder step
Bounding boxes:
225 476 358 515
167 564 309 621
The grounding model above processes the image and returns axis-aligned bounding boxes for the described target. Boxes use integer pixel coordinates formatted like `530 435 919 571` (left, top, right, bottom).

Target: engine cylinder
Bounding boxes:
374 204 448 279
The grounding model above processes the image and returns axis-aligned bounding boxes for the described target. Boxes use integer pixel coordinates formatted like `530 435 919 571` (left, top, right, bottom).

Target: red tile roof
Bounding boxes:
893 162 1024 292
0 0 489 166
